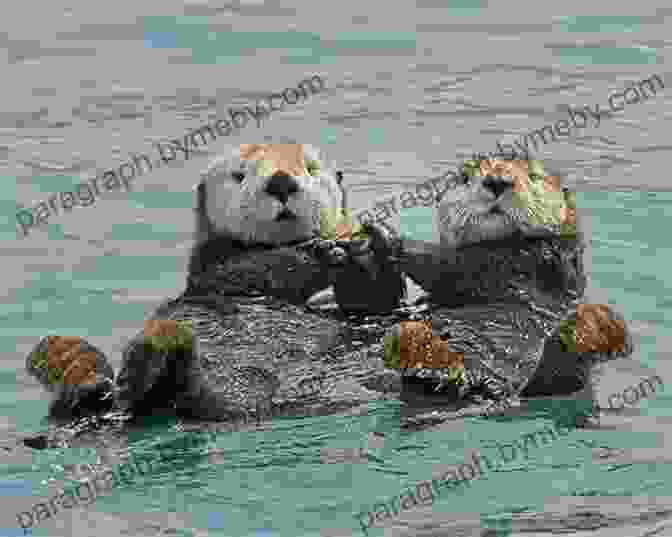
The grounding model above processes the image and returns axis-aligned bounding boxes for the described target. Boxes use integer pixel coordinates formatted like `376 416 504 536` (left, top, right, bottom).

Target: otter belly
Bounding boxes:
150 294 402 422
20 297 403 450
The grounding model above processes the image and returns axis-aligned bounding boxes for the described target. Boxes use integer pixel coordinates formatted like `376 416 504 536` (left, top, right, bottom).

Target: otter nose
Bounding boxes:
482 175 512 199
265 172 300 204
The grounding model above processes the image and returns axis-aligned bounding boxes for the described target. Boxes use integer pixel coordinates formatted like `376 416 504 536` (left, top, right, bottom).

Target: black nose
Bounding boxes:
265 172 300 204
482 176 512 199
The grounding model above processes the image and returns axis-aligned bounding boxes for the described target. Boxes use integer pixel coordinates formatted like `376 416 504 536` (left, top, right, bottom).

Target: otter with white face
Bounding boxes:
23 143 408 448
188 143 348 282
196 143 345 248
395 157 634 427
23 150 634 450
190 142 404 312
437 158 575 249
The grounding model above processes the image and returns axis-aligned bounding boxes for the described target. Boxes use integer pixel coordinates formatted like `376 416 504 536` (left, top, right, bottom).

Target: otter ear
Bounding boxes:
195 181 206 213
337 175 348 210
194 180 214 242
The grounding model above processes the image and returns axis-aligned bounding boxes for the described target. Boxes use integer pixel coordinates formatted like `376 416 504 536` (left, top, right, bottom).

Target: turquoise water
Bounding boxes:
142 17 416 65
3 191 671 536
3 2 672 534
401 192 672 330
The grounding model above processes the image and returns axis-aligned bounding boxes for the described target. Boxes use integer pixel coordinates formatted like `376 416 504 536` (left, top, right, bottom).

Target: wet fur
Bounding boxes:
137 143 351 419
399 158 633 419
23 151 633 446
189 143 345 276
437 161 567 248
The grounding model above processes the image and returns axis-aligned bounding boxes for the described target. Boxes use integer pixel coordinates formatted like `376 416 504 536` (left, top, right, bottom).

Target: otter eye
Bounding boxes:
231 171 245 183
527 160 545 182
305 159 321 176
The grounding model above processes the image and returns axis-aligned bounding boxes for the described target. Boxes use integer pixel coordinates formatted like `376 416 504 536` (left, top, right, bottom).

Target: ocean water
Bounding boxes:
1 1 672 536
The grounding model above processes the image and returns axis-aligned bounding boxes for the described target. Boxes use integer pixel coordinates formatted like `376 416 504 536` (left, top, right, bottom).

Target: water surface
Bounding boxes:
1 1 671 536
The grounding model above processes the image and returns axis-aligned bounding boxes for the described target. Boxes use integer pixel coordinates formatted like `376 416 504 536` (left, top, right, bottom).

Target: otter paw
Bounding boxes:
49 379 116 419
116 320 196 414
25 336 115 418
332 222 406 315
558 304 633 357
26 336 114 389
383 321 466 399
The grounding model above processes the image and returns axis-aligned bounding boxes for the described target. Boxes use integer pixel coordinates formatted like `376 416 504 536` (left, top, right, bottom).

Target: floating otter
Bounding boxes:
23 143 408 448
22 151 634 448
391 156 634 427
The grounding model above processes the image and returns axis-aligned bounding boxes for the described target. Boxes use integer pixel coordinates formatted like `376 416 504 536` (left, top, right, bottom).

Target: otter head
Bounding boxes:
196 143 345 246
438 157 577 248
418 156 585 304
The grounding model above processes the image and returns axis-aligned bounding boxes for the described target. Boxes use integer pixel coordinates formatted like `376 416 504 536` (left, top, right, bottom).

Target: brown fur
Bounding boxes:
239 143 306 176
44 336 98 385
143 319 184 339
398 320 464 370
575 303 628 354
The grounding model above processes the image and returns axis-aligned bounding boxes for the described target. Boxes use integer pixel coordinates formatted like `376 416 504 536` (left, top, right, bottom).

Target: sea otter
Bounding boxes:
22 142 409 449
388 156 634 428
21 149 634 449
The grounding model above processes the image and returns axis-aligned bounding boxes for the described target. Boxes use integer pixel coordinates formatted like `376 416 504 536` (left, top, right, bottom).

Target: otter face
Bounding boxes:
438 158 576 249
198 143 344 246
